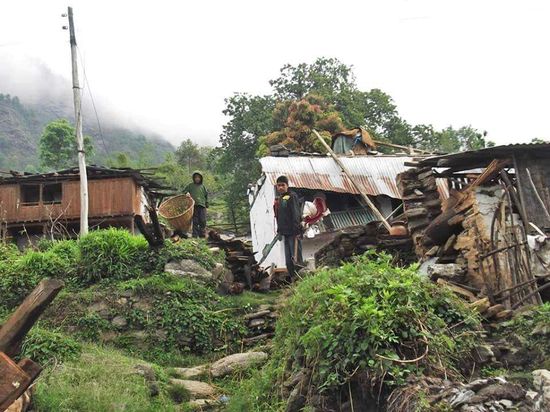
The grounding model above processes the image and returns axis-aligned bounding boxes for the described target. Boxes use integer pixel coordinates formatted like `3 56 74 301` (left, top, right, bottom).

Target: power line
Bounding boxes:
76 45 109 155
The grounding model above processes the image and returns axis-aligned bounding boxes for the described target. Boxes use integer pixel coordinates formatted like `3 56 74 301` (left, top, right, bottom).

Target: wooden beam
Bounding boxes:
313 130 391 231
0 279 64 358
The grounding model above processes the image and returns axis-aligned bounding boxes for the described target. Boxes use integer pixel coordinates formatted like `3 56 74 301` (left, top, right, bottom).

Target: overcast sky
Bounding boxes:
1 0 549 147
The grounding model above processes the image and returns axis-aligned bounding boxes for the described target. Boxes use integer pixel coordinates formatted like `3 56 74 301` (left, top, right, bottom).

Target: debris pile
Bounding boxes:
314 222 413 267
242 304 278 346
389 374 548 412
399 145 550 311
208 230 270 292
396 166 445 256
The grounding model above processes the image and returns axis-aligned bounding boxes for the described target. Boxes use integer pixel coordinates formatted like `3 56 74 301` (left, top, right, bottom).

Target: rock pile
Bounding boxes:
389 373 550 411
208 230 270 291
242 304 278 346
168 351 269 409
314 223 413 267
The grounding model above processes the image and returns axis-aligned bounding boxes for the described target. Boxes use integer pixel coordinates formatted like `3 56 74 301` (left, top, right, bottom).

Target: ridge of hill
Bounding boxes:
0 93 175 171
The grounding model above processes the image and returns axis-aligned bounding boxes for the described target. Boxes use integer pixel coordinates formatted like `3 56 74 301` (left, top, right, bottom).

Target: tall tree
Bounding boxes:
39 119 93 170
176 138 203 173
217 94 275 228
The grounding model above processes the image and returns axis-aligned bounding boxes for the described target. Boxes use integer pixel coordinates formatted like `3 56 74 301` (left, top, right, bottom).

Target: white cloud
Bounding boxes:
1 0 549 147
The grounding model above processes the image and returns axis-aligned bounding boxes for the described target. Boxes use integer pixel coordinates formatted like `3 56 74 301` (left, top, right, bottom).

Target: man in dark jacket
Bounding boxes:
184 171 208 238
274 175 303 278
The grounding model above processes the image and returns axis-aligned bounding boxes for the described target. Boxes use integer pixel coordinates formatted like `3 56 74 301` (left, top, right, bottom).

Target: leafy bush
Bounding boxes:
0 242 19 261
22 328 81 364
230 252 480 410
0 248 74 307
78 228 149 282
496 302 550 369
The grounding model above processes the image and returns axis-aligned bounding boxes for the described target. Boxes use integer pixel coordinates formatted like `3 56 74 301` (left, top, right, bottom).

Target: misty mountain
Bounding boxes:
0 92 175 171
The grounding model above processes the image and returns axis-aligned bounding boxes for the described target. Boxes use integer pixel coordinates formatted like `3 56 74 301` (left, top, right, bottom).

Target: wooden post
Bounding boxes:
67 7 89 236
312 130 391 231
0 279 64 358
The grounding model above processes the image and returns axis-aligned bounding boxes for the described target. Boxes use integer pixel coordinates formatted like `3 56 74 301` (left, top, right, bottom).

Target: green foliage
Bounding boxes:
167 384 191 404
0 242 19 261
39 119 94 170
120 273 245 355
415 125 494 153
22 328 81 365
0 249 66 307
176 138 205 173
496 302 550 368
230 253 480 410
75 313 112 341
78 228 149 282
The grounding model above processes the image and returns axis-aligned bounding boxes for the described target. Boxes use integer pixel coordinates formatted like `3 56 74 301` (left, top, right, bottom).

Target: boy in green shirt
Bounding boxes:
184 171 208 238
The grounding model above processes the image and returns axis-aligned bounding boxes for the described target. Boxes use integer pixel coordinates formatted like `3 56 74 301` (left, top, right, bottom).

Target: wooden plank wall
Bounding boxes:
0 177 143 224
514 155 550 231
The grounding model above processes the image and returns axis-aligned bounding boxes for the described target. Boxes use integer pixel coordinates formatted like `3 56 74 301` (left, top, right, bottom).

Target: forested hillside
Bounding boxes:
0 93 174 171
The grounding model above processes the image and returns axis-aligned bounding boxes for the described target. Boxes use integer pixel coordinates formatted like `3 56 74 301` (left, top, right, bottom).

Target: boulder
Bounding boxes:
210 352 268 378
172 365 208 379
169 379 216 398
88 301 110 319
111 315 128 328
469 382 525 403
165 259 214 283
533 369 550 406
472 345 495 364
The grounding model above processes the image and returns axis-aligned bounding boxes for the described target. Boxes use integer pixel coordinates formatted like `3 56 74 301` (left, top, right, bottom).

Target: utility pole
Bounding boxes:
67 7 89 235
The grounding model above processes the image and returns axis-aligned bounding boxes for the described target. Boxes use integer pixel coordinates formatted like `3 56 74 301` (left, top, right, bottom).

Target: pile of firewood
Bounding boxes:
397 167 444 256
208 231 270 291
242 305 278 346
314 223 413 267
0 279 64 412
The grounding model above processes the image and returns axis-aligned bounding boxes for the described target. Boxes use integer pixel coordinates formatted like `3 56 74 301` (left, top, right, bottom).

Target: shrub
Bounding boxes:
22 328 81 364
78 228 149 282
0 242 19 261
167 384 191 404
230 252 481 410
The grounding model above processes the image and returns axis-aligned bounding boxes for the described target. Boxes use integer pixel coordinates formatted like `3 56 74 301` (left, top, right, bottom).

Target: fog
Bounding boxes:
2 0 550 148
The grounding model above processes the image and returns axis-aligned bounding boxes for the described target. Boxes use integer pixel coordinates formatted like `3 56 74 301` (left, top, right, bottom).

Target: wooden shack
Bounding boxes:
0 166 168 245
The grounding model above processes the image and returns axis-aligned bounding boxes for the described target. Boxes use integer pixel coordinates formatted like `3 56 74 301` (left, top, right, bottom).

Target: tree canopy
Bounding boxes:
39 119 93 170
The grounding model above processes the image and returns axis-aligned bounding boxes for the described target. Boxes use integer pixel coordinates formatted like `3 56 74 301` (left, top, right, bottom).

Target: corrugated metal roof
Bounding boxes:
318 208 377 231
418 143 550 167
260 155 411 198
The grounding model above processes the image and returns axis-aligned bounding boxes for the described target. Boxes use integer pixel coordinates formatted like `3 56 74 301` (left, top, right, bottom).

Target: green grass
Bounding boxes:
33 344 177 412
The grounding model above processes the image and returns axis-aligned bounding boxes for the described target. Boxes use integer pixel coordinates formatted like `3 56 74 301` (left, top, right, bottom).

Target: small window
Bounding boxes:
43 183 62 204
21 184 40 205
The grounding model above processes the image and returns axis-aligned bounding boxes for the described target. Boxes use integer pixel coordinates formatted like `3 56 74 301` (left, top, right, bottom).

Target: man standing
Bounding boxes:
274 175 303 279
184 171 208 238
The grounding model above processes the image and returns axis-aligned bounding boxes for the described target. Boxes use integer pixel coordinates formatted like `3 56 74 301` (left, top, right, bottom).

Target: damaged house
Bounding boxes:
398 143 550 312
0 165 168 246
248 148 413 269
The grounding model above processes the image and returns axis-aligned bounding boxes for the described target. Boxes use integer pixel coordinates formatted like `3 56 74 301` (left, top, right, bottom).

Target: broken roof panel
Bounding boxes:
260 155 411 198
418 143 550 168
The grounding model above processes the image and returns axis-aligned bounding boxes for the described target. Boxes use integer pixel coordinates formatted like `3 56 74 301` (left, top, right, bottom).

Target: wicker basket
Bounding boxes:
158 194 195 232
